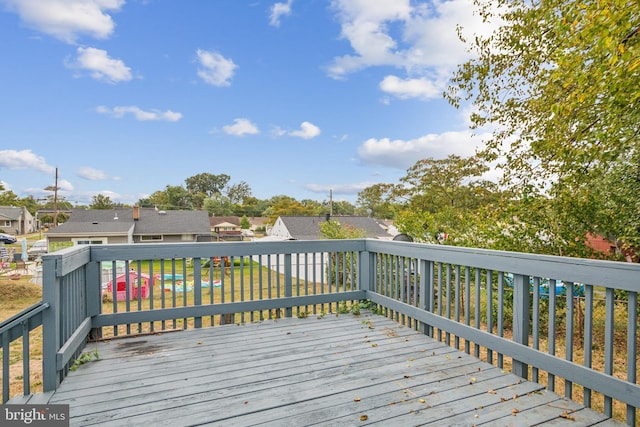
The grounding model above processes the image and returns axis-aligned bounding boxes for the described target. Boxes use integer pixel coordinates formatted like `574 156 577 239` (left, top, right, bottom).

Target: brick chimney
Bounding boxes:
133 204 140 221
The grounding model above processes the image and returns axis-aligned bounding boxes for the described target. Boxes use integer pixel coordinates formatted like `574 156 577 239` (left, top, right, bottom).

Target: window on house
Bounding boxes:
3 220 10 227
76 240 104 245
141 235 163 241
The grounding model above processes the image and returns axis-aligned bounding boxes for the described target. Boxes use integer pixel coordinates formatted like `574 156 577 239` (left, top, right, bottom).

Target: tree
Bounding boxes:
185 173 230 197
149 185 193 210
137 197 155 208
263 195 318 222
0 189 20 206
203 194 234 216
319 220 367 240
90 194 114 210
234 196 269 217
447 0 639 255
319 219 367 288
355 183 396 218
226 181 252 205
394 155 497 212
240 215 251 230
392 155 503 245
327 200 356 216
39 195 73 225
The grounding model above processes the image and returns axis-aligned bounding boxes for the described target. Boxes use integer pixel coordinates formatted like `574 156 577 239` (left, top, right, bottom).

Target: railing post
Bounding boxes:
358 249 371 293
512 273 530 379
42 256 60 392
284 253 292 318
86 260 102 339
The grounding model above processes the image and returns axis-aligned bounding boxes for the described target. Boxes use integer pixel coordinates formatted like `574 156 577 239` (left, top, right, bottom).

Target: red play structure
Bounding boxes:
106 271 154 301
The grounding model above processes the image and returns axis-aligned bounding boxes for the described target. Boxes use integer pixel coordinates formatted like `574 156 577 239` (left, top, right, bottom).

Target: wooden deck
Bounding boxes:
25 312 622 426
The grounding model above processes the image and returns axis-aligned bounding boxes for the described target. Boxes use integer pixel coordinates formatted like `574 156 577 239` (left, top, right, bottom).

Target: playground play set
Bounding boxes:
105 271 221 301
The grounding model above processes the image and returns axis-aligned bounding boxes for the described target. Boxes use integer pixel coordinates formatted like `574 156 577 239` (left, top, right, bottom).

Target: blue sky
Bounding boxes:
0 0 493 206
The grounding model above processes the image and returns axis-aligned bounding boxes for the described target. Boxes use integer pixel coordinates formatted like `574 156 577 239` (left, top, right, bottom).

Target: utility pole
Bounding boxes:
329 189 333 216
53 167 58 227
45 167 59 227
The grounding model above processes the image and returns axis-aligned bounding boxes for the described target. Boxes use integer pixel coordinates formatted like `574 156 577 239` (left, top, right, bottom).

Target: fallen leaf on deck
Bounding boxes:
360 415 368 421
560 411 575 420
354 397 361 402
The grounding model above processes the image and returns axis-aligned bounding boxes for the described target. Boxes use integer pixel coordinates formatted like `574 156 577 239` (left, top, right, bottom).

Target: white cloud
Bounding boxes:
96 105 182 122
2 0 124 43
289 121 321 139
76 166 120 181
327 0 495 85
379 75 441 100
223 118 259 136
357 130 487 169
269 0 293 27
0 149 55 174
67 47 132 83
56 179 74 192
270 126 287 137
327 0 412 78
195 49 237 86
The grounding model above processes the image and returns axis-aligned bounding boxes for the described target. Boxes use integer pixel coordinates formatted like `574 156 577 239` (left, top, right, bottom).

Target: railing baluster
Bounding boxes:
465 267 471 354
548 278 557 392
284 253 292 318
311 253 316 315
626 290 638 426
604 287 615 417
22 321 30 394
532 276 540 383
583 283 594 408
454 265 461 350
497 271 504 368
486 269 493 364
565 281 575 399
512 273 530 379
445 263 451 346
474 268 480 358
194 257 202 328
181 259 188 328
259 253 265 320
438 262 444 343
2 331 9 402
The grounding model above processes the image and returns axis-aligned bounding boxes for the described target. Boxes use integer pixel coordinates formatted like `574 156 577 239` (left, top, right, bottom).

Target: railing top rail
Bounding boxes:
45 238 638 291
88 238 367 261
0 301 49 334
365 240 640 292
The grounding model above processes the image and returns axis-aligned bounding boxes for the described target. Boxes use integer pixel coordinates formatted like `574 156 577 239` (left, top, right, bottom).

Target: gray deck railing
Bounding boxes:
1 239 638 425
0 301 49 403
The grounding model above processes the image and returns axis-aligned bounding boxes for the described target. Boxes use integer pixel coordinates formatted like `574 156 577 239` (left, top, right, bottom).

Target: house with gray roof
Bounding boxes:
267 215 394 240
0 206 36 235
46 206 211 247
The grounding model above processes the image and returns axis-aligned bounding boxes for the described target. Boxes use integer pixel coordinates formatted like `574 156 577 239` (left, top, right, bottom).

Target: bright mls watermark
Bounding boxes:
1 405 69 426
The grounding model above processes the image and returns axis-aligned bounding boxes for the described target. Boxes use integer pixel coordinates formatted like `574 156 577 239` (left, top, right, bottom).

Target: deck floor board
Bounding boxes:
35 312 621 426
